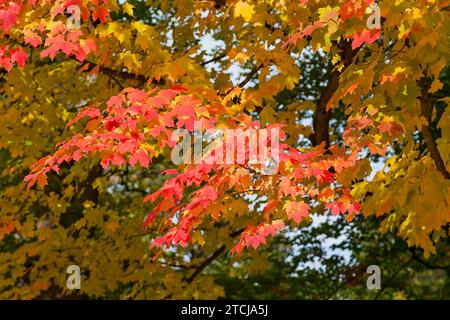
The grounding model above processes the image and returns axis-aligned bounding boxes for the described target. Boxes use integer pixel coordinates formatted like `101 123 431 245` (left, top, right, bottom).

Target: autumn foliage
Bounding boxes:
0 0 449 299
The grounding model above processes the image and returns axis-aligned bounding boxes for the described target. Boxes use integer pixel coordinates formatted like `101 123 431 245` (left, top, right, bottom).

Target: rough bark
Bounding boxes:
418 78 450 179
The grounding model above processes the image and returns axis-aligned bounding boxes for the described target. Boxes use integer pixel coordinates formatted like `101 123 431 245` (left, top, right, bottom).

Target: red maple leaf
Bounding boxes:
351 29 381 49
285 201 310 224
130 150 150 168
92 6 109 23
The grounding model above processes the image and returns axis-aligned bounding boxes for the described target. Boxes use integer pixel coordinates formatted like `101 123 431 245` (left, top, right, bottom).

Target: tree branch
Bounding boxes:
200 52 227 66
411 249 450 270
238 64 263 89
81 61 165 85
417 77 450 179
222 64 264 97
3 34 163 86
185 244 226 285
374 257 413 300
312 40 356 149
163 228 244 299
184 228 244 286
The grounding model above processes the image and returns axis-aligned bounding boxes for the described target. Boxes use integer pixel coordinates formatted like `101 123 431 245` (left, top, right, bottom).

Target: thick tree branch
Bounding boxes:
418 77 450 179
313 67 339 148
312 40 356 148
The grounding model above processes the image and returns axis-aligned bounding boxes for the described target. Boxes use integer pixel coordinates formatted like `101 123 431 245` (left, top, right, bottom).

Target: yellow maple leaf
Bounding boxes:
120 52 141 71
234 1 255 22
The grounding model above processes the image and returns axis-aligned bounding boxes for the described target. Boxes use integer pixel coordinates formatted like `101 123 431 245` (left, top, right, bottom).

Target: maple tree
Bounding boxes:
0 0 449 299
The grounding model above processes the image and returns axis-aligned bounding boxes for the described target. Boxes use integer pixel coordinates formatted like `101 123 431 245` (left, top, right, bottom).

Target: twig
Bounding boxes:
200 53 227 66
222 64 264 97
185 244 227 285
